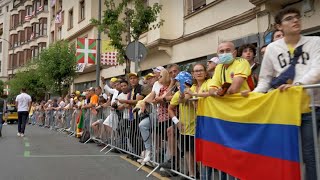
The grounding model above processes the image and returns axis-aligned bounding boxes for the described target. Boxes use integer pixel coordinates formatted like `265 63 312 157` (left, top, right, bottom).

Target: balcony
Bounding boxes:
17 5 25 11
29 39 38 47
36 35 47 44
16 23 24 32
11 8 19 15
14 45 23 53
23 20 31 28
30 16 38 24
24 0 32 6
37 11 49 21
9 28 18 35
22 42 31 50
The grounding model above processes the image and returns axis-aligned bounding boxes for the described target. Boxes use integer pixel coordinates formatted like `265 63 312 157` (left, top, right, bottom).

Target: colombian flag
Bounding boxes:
196 86 310 180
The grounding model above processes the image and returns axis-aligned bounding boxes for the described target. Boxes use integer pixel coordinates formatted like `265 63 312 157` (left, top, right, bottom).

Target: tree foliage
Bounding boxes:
36 40 77 96
91 0 163 64
8 40 77 100
8 66 47 101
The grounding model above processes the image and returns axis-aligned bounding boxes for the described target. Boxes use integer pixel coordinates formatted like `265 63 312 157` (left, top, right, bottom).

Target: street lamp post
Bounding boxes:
0 38 14 79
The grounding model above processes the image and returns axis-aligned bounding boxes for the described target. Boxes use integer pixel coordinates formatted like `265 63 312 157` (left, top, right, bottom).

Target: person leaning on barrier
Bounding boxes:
239 43 260 91
241 7 320 180
208 41 251 97
166 71 197 178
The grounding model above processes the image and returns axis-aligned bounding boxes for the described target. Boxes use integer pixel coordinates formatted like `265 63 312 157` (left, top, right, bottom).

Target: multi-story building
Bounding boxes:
138 0 320 73
2 0 49 79
1 0 319 91
0 0 12 81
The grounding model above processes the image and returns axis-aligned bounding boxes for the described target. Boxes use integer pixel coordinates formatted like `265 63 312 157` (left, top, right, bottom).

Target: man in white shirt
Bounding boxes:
15 88 32 137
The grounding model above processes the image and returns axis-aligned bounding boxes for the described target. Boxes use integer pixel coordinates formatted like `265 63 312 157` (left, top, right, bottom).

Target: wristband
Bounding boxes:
172 116 179 124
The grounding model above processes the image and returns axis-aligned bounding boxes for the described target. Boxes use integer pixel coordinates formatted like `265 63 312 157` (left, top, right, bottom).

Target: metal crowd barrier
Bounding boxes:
30 84 320 180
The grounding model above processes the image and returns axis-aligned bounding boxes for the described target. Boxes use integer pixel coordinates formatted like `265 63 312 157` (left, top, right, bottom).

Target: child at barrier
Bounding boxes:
91 95 108 140
29 102 36 125
167 71 197 178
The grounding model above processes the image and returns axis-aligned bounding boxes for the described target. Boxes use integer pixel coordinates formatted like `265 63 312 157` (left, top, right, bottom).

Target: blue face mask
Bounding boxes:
218 53 234 64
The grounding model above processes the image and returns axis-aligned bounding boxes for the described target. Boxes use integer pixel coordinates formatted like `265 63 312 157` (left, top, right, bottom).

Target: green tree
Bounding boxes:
91 0 163 73
8 66 47 101
36 40 77 96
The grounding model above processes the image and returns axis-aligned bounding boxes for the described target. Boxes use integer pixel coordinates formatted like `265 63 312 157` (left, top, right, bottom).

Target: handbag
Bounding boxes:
270 45 304 88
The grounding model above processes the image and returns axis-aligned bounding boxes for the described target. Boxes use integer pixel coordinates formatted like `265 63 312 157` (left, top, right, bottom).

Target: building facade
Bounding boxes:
0 0 319 91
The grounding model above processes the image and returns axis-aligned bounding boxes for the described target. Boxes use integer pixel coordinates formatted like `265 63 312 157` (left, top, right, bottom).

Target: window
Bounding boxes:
6 6 8 12
26 6 32 16
68 8 73 29
192 0 206 11
44 0 48 11
20 10 26 24
51 31 55 42
40 18 48 36
25 27 32 41
0 42 2 53
186 0 206 14
57 27 62 40
52 5 55 19
79 0 85 21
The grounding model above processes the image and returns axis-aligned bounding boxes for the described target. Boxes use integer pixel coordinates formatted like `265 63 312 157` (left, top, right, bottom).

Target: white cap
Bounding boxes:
152 66 165 73
208 57 220 64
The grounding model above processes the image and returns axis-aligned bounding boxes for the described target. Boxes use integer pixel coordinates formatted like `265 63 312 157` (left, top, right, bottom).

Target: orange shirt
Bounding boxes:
90 94 99 106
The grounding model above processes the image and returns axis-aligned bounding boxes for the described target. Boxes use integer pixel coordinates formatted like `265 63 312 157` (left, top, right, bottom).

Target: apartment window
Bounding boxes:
19 30 25 45
20 10 26 24
186 0 206 14
19 51 24 66
40 18 48 36
26 6 32 16
51 31 55 42
79 0 85 21
68 8 73 29
44 0 48 11
25 27 32 41
52 5 55 19
57 27 62 40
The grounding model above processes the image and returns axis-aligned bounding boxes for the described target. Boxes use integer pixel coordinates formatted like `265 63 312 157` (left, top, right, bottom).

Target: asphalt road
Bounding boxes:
0 124 159 180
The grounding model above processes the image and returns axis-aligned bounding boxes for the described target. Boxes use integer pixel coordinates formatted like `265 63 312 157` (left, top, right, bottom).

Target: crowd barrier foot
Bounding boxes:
84 138 93 144
104 147 114 154
100 145 109 152
146 164 160 178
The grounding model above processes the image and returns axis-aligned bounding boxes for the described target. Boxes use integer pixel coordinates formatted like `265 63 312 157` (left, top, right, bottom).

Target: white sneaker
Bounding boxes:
20 134 25 137
17 133 21 137
142 150 151 163
3 122 8 125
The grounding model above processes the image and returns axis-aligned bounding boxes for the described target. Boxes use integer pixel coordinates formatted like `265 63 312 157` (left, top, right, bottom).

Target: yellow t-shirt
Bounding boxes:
210 57 251 91
288 45 295 56
170 91 196 135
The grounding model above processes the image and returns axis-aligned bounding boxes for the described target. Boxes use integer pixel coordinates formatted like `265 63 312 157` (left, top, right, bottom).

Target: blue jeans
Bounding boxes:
139 117 152 151
301 107 320 180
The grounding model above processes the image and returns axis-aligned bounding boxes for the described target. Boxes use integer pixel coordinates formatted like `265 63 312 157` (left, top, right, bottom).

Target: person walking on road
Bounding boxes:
15 88 32 137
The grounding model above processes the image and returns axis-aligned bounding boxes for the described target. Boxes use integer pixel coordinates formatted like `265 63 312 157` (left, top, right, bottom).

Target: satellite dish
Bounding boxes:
125 41 147 62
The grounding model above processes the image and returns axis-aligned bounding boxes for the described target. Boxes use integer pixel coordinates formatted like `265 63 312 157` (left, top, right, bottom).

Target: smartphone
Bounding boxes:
217 82 231 96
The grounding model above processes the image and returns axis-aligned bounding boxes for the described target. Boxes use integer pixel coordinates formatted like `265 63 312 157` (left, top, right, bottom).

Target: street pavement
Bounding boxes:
0 124 159 180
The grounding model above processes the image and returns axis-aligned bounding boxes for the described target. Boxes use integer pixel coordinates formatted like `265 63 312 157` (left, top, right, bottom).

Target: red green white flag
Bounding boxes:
76 38 96 64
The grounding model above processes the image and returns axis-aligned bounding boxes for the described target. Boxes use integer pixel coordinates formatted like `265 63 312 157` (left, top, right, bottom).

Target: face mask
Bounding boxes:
218 53 234 64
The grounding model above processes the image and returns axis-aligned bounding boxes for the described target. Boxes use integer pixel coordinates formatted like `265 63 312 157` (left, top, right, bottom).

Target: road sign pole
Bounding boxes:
134 40 139 73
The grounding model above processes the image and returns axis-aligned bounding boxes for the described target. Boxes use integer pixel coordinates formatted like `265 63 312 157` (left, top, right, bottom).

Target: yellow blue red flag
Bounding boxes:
196 86 309 180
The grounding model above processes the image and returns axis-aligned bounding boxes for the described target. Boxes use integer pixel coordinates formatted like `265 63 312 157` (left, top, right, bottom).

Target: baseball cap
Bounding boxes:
152 66 165 73
144 73 155 80
110 77 118 83
75 90 80 95
128 72 138 78
208 57 220 64
88 87 95 91
81 92 86 96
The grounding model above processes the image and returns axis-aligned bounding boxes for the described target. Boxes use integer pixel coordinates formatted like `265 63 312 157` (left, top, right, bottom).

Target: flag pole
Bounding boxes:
96 0 102 87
